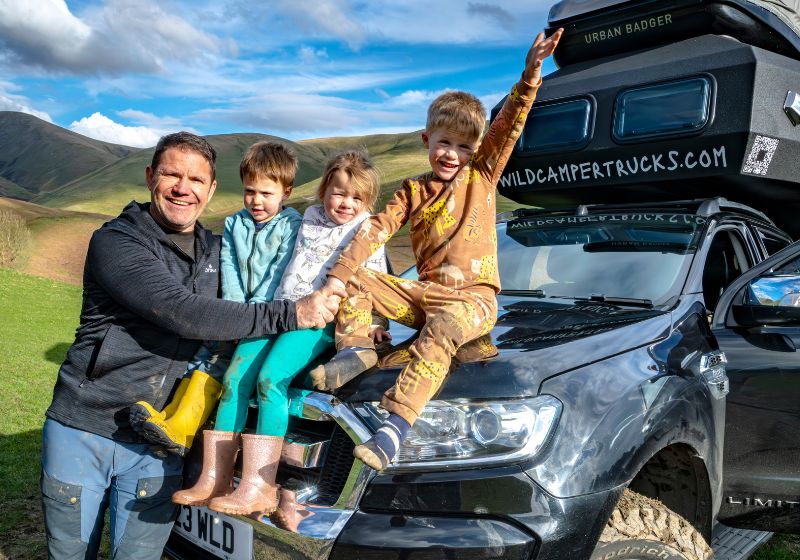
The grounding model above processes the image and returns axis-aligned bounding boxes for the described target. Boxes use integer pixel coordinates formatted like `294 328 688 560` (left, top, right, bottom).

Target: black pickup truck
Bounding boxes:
166 1 800 559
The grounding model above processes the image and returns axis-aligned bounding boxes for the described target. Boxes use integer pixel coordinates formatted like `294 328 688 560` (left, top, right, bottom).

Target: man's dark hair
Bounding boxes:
150 132 217 181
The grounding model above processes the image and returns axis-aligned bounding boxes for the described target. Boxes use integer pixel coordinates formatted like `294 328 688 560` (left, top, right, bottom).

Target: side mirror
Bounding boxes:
732 303 800 326
732 274 800 327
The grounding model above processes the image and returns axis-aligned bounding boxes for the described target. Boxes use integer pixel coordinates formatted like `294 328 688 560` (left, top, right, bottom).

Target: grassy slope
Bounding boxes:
0 269 82 560
0 112 136 197
0 198 109 284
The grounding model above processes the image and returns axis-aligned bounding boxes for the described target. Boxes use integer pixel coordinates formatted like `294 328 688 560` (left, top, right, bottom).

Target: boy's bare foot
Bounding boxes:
309 347 378 391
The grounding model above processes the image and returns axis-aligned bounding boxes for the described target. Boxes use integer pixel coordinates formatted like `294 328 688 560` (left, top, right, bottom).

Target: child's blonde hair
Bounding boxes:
239 141 298 189
426 91 486 141
317 150 381 211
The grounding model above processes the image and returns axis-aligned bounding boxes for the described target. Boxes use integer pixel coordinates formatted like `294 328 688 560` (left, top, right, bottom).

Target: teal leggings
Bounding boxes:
214 325 334 436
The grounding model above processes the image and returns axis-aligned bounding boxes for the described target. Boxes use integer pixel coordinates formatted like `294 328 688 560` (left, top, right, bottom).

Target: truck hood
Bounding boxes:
336 295 672 402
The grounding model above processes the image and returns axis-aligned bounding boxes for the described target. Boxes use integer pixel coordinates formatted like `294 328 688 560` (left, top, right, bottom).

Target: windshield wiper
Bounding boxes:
549 294 655 308
586 294 654 308
499 289 546 297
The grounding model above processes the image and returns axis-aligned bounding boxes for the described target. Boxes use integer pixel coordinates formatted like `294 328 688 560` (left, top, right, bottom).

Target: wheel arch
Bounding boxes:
626 442 714 541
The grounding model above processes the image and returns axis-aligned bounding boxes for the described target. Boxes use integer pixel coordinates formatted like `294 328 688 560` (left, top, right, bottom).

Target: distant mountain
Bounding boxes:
0 111 137 199
34 130 433 217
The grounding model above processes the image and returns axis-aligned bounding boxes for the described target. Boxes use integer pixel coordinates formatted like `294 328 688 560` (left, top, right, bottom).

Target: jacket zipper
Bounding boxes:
245 227 262 299
193 243 209 294
166 237 200 292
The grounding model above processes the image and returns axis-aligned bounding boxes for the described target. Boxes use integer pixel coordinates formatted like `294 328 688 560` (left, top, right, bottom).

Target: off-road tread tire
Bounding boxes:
595 489 712 560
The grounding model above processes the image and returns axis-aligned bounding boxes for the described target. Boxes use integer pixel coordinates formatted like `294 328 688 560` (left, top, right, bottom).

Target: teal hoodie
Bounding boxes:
221 207 302 303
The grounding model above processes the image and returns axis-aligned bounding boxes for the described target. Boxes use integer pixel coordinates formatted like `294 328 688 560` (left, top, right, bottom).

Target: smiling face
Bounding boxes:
146 147 216 232
322 169 365 225
243 177 290 223
422 127 480 182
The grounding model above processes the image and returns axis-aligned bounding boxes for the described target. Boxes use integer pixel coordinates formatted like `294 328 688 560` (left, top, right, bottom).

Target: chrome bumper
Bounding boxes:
242 389 374 560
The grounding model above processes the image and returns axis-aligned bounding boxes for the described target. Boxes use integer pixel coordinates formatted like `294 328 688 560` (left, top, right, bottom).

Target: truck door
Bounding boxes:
711 240 800 532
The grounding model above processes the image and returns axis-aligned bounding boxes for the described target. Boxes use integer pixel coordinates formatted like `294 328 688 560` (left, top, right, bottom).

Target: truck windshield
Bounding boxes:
499 213 706 305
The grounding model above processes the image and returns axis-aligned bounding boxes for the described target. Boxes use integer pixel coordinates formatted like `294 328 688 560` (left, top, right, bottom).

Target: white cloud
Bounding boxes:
69 112 164 147
194 89 423 139
82 58 436 102
479 90 507 113
0 80 53 121
386 89 444 109
271 0 366 50
467 2 515 29
116 109 195 132
299 46 328 65
204 0 550 52
0 0 224 74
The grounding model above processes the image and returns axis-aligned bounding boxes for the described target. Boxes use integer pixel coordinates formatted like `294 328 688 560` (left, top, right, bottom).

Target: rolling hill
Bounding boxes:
0 176 28 199
33 130 432 218
0 112 137 199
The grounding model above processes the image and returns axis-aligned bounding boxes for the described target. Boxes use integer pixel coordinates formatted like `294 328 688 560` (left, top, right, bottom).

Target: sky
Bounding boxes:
0 0 556 148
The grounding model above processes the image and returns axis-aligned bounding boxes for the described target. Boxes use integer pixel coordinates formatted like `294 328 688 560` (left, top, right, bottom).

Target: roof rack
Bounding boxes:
499 198 774 224
696 198 772 222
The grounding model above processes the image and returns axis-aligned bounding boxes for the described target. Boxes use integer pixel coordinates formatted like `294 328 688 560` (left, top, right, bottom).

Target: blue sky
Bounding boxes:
0 0 555 147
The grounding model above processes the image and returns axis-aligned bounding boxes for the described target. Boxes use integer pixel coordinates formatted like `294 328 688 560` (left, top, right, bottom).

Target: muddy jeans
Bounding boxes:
40 418 183 559
336 267 498 424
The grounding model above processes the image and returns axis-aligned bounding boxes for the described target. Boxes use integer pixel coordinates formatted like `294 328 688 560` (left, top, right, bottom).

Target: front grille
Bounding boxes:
316 425 356 503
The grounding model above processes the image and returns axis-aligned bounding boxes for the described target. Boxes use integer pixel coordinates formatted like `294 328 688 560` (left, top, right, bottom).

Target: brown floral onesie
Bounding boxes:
327 76 541 424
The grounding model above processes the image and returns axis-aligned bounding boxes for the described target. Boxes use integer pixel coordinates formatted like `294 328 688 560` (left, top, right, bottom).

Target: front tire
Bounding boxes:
591 489 712 560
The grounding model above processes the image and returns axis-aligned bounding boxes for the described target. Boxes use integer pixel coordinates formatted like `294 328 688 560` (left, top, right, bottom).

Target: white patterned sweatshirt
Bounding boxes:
275 204 388 302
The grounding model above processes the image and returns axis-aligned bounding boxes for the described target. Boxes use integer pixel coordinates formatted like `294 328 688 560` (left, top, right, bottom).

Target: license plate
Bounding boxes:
173 505 253 560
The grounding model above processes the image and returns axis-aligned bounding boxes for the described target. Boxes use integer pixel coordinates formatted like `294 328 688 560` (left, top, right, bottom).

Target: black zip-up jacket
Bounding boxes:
46 202 298 442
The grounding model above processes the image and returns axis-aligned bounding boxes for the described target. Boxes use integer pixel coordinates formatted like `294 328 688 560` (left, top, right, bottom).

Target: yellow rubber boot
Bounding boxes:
129 376 191 430
140 370 223 457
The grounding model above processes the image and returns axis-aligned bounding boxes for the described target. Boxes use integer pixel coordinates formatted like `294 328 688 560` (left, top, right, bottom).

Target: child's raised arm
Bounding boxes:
474 29 563 187
523 29 563 86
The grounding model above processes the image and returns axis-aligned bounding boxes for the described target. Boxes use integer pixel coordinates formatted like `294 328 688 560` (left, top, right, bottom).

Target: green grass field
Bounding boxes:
0 266 797 559
0 268 81 559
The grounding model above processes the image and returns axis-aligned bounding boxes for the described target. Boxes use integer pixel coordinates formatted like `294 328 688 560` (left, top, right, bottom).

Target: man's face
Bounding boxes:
422 127 480 182
146 147 216 232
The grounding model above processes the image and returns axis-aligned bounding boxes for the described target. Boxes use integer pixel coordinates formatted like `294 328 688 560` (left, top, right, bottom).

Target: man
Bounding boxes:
40 132 341 559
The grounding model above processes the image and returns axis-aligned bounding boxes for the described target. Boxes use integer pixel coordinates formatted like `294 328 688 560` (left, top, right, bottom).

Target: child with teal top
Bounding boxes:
129 141 302 457
173 149 388 516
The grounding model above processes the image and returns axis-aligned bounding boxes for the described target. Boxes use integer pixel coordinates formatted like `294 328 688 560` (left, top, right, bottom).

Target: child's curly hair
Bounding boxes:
317 150 381 211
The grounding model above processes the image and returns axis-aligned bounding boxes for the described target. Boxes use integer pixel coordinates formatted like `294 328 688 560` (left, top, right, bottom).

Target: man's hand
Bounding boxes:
322 277 347 299
523 28 563 85
296 290 341 329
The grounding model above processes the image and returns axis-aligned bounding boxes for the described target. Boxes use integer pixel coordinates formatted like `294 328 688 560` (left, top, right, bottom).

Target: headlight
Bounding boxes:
353 396 561 469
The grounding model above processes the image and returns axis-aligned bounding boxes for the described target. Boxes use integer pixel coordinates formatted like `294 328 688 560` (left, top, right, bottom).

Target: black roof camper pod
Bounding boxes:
495 1 800 238
546 0 800 67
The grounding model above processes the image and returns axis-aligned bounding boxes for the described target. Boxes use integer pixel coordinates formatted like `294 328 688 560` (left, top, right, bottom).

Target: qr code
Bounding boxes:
742 135 779 175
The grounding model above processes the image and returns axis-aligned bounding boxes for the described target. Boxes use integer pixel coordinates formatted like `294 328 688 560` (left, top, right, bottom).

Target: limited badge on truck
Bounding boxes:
174 505 253 560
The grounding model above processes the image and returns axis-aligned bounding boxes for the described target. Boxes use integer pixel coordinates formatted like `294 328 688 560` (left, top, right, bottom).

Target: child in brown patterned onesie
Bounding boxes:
309 29 564 471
